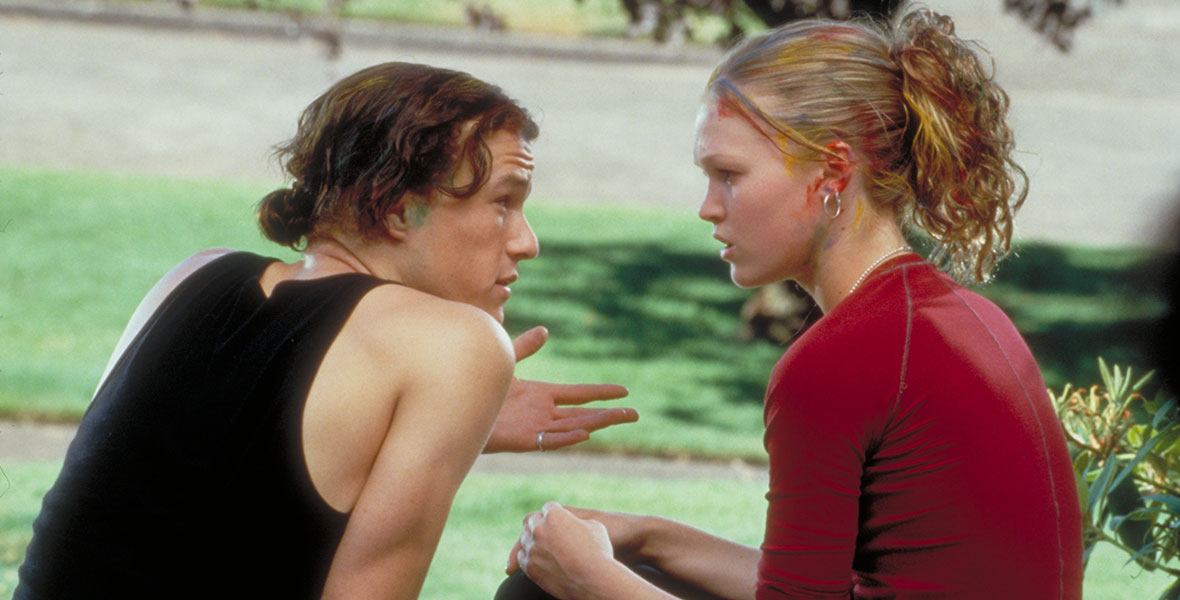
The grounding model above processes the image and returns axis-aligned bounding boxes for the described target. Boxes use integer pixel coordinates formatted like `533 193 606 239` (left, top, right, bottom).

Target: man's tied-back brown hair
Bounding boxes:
258 62 539 248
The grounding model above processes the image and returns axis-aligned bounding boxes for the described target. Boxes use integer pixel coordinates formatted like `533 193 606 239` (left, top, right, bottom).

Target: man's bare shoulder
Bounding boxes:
342 284 514 377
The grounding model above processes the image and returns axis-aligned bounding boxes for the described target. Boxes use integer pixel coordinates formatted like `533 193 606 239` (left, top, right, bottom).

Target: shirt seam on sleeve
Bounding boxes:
934 275 1067 599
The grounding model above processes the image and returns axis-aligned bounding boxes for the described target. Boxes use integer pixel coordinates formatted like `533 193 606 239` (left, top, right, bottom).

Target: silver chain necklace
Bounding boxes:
848 245 909 296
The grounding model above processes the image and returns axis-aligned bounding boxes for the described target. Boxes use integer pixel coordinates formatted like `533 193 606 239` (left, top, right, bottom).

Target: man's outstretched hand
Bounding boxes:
484 326 638 453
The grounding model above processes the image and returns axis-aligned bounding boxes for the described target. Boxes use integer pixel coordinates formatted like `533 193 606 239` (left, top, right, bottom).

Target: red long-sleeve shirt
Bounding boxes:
758 255 1082 599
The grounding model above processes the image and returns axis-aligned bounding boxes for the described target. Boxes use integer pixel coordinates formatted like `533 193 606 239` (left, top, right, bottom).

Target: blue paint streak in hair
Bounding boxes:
714 77 766 120
712 77 815 161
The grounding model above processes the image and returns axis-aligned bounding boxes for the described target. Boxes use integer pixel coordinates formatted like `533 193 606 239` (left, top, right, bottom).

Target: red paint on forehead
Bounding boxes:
713 98 739 119
713 96 770 137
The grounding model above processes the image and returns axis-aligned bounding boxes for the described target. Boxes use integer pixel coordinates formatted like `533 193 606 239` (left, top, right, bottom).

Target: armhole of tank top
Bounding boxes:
292 276 397 517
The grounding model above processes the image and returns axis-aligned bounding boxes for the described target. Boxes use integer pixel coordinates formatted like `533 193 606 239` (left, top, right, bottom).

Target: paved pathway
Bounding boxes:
0 419 769 482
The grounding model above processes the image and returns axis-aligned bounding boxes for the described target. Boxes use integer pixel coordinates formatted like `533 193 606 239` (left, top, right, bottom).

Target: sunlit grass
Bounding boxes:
0 461 1171 599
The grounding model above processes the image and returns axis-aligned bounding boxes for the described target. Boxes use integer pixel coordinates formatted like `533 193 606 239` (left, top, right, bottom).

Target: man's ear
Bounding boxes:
820 140 855 195
384 213 409 242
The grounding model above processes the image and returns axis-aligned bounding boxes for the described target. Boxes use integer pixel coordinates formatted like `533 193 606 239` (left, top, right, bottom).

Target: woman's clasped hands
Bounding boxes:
507 502 653 600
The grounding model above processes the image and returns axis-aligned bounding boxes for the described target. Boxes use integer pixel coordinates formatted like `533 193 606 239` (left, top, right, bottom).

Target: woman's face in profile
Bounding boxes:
694 96 828 288
395 129 540 322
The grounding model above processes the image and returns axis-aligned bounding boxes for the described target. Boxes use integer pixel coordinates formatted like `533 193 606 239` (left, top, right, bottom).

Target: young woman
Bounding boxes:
16 62 634 599
504 9 1083 600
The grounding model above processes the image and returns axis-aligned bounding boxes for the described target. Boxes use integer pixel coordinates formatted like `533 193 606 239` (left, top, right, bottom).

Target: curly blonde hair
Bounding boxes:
708 9 1027 283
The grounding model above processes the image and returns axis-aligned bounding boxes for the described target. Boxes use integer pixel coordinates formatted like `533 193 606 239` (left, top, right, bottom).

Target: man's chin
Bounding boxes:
485 305 506 324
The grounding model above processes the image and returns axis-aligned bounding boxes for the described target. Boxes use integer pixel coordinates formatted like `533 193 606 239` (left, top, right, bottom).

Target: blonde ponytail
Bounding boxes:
894 9 1027 282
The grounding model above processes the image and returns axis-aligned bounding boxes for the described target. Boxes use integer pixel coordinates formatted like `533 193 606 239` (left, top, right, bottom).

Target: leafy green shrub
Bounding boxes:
1053 359 1180 599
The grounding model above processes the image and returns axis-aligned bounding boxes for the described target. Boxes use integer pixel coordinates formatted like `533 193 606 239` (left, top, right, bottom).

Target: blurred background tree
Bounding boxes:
175 0 1119 51
582 0 1117 50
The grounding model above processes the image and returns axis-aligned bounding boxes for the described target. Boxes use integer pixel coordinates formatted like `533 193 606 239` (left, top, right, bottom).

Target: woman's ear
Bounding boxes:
821 140 855 195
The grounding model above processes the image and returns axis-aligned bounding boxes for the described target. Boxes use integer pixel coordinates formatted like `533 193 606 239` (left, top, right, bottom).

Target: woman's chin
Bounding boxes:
730 269 771 290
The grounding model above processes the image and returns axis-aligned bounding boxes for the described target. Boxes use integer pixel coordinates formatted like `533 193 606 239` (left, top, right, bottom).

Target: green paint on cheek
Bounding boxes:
407 202 430 228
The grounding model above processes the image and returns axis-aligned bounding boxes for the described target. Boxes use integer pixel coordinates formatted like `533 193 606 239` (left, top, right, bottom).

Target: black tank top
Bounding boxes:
17 252 389 599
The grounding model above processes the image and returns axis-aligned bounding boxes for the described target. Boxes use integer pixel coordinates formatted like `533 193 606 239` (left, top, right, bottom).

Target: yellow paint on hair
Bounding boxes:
775 134 795 175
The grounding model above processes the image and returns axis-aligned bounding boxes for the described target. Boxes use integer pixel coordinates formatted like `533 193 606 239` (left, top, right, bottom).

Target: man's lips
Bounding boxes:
495 275 518 299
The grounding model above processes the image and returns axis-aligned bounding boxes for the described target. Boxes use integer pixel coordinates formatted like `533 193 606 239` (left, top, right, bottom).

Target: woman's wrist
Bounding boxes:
624 514 679 568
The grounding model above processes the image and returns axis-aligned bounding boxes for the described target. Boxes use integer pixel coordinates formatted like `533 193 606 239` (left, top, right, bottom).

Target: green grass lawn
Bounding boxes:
0 165 1167 458
0 461 1172 599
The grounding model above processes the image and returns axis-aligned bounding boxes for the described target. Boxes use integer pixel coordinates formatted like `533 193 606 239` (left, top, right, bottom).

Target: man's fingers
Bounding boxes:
537 412 638 448
536 429 590 450
553 407 640 433
548 383 630 405
512 326 549 363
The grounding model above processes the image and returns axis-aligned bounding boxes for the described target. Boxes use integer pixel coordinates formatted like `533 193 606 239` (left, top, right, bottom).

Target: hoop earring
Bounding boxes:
823 192 843 219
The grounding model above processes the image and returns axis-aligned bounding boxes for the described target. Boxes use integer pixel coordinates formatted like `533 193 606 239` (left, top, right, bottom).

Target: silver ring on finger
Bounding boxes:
536 431 546 452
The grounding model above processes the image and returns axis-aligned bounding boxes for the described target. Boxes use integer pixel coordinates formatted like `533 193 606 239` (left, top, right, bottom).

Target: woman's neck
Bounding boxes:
807 215 909 314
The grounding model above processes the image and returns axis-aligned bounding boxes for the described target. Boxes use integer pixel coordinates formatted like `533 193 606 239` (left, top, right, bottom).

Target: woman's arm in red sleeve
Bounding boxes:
757 358 868 599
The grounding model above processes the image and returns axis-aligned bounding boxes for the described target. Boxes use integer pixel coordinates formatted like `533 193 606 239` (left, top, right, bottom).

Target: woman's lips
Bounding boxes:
714 234 734 260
